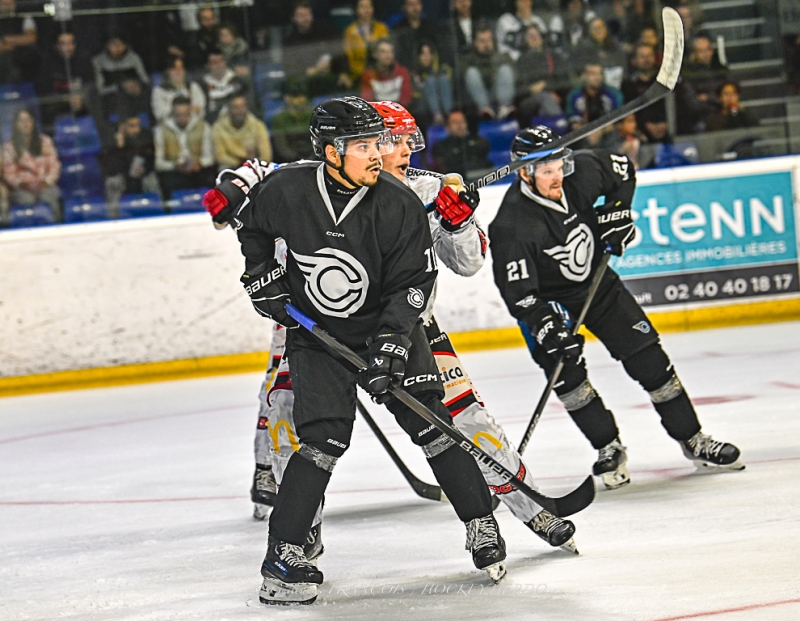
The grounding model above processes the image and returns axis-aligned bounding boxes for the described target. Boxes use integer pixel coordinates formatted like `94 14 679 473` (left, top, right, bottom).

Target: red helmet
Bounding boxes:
369 101 426 152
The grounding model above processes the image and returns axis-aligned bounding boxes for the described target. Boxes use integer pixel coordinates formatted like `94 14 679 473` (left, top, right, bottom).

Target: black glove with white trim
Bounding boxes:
596 200 635 256
240 259 298 328
359 333 412 403
534 313 584 364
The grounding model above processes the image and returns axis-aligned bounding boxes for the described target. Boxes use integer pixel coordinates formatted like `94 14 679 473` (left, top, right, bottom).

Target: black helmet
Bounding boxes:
310 96 391 158
511 126 574 176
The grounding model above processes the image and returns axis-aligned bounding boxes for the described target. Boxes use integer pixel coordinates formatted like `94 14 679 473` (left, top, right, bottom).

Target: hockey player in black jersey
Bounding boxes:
222 97 504 604
489 126 743 490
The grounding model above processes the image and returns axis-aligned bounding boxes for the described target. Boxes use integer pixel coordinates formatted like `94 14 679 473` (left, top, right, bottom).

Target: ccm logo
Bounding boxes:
244 266 285 295
597 209 630 223
403 373 439 386
326 231 345 237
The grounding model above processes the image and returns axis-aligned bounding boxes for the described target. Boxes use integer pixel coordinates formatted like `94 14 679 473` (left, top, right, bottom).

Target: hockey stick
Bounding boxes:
464 7 684 192
286 304 595 518
518 254 612 456
355 397 447 502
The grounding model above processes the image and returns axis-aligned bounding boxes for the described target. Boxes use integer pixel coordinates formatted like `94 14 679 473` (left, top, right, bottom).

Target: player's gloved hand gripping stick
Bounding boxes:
285 303 596 517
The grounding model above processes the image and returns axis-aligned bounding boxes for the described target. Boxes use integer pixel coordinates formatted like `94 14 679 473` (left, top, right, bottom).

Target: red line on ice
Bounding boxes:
648 597 800 620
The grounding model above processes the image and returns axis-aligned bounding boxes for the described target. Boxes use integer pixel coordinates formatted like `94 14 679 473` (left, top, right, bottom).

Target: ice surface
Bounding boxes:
1 322 799 621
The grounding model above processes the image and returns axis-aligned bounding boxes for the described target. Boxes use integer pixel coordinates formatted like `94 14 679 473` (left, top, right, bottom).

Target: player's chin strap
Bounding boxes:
324 151 361 190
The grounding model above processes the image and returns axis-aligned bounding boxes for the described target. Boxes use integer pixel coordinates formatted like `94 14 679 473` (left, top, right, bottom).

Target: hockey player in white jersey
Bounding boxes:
204 102 579 558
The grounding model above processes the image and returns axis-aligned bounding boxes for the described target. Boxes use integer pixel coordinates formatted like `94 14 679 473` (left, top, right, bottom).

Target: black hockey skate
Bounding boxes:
259 536 324 605
680 432 744 471
526 510 578 555
304 523 324 566
465 515 506 583
593 437 630 490
251 464 276 521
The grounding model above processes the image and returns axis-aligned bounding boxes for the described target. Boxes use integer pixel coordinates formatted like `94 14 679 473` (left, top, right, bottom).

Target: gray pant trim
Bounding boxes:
558 380 598 411
649 374 684 404
297 444 338 473
422 433 455 459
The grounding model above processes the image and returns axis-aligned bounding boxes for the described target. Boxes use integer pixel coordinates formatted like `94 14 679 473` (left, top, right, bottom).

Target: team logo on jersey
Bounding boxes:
407 287 425 309
291 248 369 318
632 321 651 334
544 223 594 282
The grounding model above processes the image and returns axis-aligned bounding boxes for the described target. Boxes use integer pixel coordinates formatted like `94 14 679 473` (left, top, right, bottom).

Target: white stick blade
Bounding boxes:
656 7 684 90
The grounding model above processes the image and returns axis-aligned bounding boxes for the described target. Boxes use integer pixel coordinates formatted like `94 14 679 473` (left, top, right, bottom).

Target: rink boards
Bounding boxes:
2 156 800 393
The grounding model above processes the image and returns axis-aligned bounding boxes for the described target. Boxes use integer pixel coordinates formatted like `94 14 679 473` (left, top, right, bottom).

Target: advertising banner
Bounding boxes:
612 168 799 307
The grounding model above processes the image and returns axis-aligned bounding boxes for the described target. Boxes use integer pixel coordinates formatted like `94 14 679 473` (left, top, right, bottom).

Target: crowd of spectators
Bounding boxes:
0 0 783 226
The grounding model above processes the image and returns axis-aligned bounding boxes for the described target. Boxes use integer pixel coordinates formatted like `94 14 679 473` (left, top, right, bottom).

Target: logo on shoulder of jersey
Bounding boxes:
407 287 425 309
291 248 369 318
632 321 651 334
544 223 594 282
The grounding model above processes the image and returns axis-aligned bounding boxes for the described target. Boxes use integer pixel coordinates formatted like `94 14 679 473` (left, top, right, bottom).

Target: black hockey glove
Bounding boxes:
240 259 298 329
359 333 412 403
596 200 635 256
534 313 584 363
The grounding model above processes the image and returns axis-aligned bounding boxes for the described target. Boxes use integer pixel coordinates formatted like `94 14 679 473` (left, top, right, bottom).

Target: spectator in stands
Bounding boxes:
431 109 493 181
152 56 207 123
361 38 413 107
514 25 569 127
495 0 548 62
565 62 623 146
92 32 151 102
271 79 317 163
683 35 728 130
621 43 669 143
218 23 250 69
344 0 390 83
462 26 515 120
186 6 220 70
450 0 476 55
411 42 453 125
548 0 595 54
596 0 645 54
102 113 159 218
573 17 626 89
677 1 705 49
154 95 215 200
638 27 662 64
705 81 758 132
2 108 61 221
38 30 95 127
202 50 251 124
0 0 39 82
212 95 272 170
601 114 648 169
392 0 443 69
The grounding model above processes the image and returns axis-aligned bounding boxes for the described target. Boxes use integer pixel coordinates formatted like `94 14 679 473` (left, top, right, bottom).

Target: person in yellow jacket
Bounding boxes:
211 95 272 170
343 0 389 82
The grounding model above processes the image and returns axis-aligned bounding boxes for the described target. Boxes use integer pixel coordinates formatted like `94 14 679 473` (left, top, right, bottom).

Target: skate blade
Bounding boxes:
259 577 318 605
601 463 631 490
693 459 746 472
252 503 271 521
560 538 579 555
484 561 507 584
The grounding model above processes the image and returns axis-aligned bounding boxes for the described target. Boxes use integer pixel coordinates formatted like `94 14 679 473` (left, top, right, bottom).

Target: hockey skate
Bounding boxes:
526 510 578 555
251 464 277 520
465 515 506 583
593 438 630 490
304 523 324 566
680 432 745 471
259 536 324 605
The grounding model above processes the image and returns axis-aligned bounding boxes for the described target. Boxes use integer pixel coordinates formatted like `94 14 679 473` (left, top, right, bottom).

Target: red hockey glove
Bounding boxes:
202 178 248 229
434 185 480 231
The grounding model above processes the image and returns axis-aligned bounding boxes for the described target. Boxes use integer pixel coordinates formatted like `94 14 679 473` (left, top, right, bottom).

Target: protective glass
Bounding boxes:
392 129 426 152
525 149 575 177
334 129 394 158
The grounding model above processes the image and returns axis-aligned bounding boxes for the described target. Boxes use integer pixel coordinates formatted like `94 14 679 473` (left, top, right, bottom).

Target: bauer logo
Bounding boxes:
632 321 651 333
544 223 594 282
407 287 425 309
292 248 369 318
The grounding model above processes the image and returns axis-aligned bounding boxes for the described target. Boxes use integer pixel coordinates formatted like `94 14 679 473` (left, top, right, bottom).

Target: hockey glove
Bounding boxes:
534 313 584 363
596 200 635 256
203 178 248 229
240 259 298 329
359 333 412 403
434 185 480 231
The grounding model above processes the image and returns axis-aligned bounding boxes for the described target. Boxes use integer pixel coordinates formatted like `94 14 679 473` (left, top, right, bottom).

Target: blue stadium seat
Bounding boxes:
478 119 519 153
654 142 699 168
253 62 285 100
54 116 101 157
63 197 108 223
168 188 209 213
426 124 447 149
0 82 41 136
530 114 569 136
262 98 285 126
59 156 105 200
118 193 164 218
8 203 55 228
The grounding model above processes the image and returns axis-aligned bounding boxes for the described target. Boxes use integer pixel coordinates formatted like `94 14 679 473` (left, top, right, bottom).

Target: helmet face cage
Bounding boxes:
369 100 426 152
392 128 426 152
523 148 575 178
332 129 395 158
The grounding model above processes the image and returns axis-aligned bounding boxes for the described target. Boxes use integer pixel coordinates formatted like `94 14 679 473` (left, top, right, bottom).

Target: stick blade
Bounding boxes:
657 7 685 90
549 476 596 518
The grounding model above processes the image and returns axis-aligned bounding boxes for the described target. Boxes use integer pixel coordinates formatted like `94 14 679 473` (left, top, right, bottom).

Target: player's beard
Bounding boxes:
353 161 383 187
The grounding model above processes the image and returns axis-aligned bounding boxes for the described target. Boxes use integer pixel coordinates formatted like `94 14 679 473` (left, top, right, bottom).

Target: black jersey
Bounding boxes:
489 149 635 327
236 161 437 350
